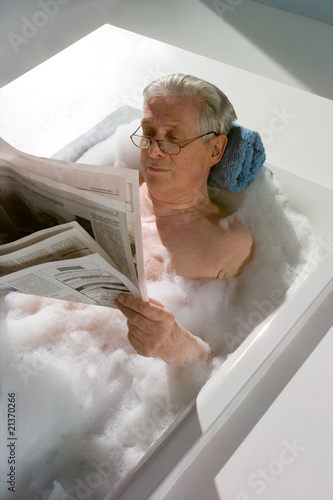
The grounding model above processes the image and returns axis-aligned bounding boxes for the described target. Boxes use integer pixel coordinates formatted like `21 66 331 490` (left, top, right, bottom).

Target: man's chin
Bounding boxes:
143 167 173 187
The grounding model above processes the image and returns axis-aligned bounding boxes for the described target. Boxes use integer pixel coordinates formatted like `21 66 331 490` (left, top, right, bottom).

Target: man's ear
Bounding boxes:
209 134 228 166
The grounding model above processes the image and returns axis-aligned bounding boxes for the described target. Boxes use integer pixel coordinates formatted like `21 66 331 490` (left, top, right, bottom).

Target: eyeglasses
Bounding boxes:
130 126 217 155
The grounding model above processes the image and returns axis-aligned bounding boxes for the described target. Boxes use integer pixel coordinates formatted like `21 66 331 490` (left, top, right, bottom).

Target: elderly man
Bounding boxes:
115 74 253 366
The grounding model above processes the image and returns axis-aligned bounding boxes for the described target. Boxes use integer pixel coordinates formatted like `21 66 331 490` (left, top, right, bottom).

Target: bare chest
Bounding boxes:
142 219 227 281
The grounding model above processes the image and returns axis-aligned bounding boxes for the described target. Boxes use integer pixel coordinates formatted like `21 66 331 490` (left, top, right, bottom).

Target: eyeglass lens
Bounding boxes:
132 135 180 154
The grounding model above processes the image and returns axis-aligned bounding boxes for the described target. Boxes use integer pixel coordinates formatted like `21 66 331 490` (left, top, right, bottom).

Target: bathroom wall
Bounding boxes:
252 0 333 24
1 0 332 100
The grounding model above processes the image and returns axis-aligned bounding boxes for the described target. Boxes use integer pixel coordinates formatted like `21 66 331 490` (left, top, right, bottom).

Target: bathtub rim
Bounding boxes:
108 164 332 499
196 163 333 432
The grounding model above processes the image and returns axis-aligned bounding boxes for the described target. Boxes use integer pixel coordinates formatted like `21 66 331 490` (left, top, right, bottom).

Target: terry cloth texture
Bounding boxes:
208 124 266 192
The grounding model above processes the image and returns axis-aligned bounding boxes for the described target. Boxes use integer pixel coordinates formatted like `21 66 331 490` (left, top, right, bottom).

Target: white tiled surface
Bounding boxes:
0 0 332 99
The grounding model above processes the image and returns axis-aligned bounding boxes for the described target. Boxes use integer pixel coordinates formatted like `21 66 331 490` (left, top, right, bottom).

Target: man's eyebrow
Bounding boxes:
141 120 182 130
141 119 153 126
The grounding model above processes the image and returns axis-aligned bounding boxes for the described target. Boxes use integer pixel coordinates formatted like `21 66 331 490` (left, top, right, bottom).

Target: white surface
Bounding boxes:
1 19 332 433
214 326 333 500
0 24 332 190
147 290 332 500
196 165 333 432
1 0 332 99
0 25 332 499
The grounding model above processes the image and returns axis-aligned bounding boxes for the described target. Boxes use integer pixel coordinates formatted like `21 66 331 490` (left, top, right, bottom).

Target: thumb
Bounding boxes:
148 297 166 308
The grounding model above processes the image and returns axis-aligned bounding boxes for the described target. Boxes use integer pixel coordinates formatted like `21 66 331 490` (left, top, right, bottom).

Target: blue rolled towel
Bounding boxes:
208 124 266 192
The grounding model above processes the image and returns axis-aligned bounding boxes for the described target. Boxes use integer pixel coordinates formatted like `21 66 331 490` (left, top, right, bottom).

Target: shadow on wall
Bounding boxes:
199 0 333 100
251 0 333 24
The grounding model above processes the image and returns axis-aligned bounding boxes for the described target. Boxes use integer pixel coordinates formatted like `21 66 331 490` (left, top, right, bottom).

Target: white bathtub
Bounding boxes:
106 164 332 500
198 164 333 429
0 25 331 500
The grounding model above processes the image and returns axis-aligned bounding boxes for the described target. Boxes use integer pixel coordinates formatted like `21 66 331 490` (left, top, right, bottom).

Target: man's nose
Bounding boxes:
148 140 167 158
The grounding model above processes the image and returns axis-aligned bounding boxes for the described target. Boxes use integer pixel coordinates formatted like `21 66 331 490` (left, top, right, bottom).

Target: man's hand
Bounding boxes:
114 294 212 366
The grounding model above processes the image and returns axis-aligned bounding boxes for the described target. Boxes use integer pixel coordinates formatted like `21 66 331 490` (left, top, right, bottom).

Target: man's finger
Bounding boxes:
115 294 165 320
115 298 156 334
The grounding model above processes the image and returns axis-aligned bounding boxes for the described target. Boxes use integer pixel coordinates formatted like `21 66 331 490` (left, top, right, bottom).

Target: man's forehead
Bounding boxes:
142 96 200 129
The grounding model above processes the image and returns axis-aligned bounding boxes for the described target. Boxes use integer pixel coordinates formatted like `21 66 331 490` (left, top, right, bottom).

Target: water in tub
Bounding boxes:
0 123 314 499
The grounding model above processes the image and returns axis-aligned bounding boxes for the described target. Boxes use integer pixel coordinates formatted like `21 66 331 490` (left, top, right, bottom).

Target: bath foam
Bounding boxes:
78 119 142 170
0 163 313 499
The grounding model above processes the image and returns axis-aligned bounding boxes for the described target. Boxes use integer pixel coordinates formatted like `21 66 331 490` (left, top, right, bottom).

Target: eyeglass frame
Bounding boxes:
130 126 218 156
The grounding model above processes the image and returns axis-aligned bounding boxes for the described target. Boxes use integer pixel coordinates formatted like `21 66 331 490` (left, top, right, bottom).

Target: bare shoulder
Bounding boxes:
216 216 254 279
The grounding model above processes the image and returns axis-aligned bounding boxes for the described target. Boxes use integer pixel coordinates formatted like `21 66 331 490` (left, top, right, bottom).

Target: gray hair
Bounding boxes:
143 73 237 138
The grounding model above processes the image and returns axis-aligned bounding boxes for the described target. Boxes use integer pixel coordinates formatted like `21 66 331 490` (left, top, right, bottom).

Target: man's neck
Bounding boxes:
140 183 214 222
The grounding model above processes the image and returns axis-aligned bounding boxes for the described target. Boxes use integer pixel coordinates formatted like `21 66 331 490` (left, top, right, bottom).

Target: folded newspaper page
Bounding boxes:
0 138 147 306
0 222 141 306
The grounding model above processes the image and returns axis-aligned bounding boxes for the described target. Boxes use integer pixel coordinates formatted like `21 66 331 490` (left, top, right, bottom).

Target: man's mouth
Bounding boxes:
147 164 169 172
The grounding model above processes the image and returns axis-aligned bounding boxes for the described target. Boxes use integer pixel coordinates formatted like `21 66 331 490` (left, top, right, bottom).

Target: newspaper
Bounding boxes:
0 139 147 307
